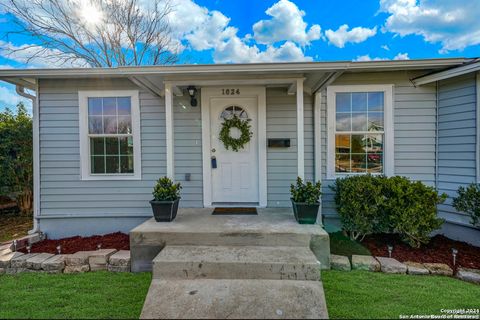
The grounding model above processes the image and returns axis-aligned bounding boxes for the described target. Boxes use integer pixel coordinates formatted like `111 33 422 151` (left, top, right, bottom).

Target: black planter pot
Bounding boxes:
291 198 319 224
150 198 180 222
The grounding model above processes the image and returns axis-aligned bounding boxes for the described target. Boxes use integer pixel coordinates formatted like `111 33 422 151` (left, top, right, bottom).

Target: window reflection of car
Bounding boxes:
368 154 381 162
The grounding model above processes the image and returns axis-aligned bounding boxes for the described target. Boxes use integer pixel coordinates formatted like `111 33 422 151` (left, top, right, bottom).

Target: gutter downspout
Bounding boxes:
16 84 41 234
435 81 439 190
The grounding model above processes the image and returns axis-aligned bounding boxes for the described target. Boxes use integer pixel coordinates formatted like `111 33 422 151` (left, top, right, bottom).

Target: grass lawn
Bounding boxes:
0 213 32 243
1 271 479 319
323 270 480 319
329 231 371 257
0 272 151 319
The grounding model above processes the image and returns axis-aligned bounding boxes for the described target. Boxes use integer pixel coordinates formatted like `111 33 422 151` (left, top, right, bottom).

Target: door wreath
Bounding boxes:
219 115 252 152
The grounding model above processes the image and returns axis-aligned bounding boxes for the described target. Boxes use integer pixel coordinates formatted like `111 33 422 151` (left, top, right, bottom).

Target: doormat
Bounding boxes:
212 207 258 215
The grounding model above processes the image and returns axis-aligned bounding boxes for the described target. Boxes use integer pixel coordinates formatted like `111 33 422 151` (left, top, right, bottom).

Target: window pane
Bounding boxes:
336 93 351 112
119 137 134 155
336 113 351 131
103 98 117 115
367 153 383 173
88 116 103 134
368 112 384 131
364 134 383 153
335 135 350 153
351 135 366 153
351 154 367 173
368 92 384 111
120 155 134 173
91 156 105 174
105 137 119 155
105 156 119 173
336 154 350 173
352 93 367 112
103 116 118 134
88 98 102 115
117 97 131 115
90 137 105 155
118 116 132 134
352 113 367 131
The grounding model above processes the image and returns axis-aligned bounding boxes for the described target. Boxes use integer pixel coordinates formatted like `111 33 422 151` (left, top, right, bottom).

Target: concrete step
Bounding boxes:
140 279 328 319
130 208 330 272
153 245 321 281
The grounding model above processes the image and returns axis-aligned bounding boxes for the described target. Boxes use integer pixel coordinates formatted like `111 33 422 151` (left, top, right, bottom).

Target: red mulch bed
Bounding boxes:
19 232 129 254
362 234 480 271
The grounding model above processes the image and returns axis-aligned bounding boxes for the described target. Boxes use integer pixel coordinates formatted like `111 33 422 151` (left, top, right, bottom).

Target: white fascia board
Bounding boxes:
412 61 480 86
0 58 470 79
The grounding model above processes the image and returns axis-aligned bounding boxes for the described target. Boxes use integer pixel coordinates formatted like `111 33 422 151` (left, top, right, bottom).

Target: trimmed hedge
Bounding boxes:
331 175 446 248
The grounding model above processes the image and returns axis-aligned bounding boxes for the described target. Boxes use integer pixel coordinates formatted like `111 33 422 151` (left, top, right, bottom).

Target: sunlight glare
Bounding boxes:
80 2 103 26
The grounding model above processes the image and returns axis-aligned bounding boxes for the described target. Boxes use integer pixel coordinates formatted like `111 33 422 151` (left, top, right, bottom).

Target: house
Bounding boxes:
1 58 479 246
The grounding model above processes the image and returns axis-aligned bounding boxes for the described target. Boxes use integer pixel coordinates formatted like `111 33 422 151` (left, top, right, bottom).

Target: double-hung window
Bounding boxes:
327 85 393 179
79 91 141 180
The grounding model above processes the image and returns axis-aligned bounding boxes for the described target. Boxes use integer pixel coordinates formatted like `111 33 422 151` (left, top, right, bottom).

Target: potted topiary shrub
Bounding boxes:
290 177 322 224
150 176 182 222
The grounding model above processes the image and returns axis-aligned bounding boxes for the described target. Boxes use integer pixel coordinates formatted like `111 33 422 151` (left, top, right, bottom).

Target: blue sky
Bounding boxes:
1 0 480 111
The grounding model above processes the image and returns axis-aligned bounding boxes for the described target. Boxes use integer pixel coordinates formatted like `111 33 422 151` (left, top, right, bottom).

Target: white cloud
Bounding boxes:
252 0 321 45
325 24 377 48
0 40 86 68
394 52 409 60
214 40 312 63
355 52 410 61
380 0 480 52
381 44 390 51
166 0 313 63
0 84 32 111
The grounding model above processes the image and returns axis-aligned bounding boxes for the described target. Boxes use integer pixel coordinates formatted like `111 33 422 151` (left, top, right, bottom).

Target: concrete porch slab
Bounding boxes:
140 279 329 319
130 208 330 272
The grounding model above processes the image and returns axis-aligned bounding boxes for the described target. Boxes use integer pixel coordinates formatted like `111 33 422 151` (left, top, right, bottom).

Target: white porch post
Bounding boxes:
165 82 174 179
296 78 305 179
314 91 322 182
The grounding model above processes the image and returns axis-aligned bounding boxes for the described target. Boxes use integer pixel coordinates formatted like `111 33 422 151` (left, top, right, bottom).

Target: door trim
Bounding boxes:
201 86 267 207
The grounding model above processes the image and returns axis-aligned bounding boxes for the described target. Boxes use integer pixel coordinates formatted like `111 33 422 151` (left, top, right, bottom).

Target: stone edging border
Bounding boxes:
0 249 131 275
330 254 480 285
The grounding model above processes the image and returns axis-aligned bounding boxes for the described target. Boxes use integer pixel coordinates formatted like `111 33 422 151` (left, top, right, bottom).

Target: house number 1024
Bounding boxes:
222 88 240 95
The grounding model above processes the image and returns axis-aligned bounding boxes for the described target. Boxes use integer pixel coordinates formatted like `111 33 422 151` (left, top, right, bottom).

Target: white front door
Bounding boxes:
210 97 259 204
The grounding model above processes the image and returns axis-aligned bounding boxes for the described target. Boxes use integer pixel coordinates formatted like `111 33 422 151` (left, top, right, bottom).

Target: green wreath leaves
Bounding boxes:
219 115 252 152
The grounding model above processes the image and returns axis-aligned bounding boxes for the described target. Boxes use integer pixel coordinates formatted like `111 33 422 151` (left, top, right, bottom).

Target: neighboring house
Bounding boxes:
1 58 479 245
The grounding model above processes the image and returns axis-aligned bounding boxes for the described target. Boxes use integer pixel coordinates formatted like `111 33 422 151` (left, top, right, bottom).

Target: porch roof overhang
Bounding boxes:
0 57 473 94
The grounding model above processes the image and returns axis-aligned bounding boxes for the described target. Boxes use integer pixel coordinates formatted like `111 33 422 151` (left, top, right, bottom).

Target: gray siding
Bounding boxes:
39 78 166 218
437 73 477 227
173 94 203 207
321 71 438 219
266 88 313 207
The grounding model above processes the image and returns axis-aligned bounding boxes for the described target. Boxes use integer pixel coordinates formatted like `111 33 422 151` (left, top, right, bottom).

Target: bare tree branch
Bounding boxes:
1 0 178 67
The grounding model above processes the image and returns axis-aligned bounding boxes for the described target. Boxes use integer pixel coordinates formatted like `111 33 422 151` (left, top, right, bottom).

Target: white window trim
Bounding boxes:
79 90 142 180
326 84 394 180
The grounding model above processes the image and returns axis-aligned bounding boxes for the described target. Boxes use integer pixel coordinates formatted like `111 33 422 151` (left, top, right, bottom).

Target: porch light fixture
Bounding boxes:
187 85 198 107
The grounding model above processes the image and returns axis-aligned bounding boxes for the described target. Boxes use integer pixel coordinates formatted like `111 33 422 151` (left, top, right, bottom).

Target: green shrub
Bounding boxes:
0 103 33 213
331 175 446 247
452 183 480 227
383 176 446 248
152 177 181 201
331 175 387 241
290 177 322 205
